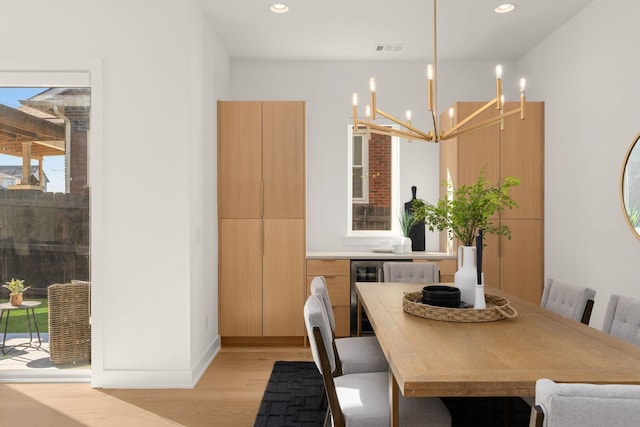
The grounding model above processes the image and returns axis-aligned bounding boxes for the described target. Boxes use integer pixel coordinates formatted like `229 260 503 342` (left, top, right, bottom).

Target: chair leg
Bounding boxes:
322 407 331 427
318 384 327 409
581 299 595 325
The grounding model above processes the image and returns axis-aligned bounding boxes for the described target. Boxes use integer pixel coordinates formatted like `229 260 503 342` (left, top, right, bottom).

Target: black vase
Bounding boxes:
405 186 425 251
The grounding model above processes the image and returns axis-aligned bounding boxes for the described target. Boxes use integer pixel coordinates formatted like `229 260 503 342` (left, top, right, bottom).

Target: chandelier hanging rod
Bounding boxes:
351 0 527 143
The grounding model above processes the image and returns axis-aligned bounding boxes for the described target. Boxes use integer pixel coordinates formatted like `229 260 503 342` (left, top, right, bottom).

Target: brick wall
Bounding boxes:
65 106 90 194
368 133 391 207
352 133 392 230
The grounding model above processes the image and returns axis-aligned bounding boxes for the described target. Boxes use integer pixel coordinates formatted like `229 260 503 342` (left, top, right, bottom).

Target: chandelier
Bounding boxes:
351 0 526 143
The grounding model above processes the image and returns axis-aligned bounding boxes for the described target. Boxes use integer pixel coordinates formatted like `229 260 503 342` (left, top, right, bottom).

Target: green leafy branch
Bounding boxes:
399 210 419 237
411 169 520 247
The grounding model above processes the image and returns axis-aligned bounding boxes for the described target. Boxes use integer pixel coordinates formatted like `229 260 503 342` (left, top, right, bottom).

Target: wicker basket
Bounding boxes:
402 291 518 322
48 281 91 365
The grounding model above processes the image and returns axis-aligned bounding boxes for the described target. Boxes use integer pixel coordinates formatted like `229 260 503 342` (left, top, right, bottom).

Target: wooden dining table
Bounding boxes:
355 282 640 426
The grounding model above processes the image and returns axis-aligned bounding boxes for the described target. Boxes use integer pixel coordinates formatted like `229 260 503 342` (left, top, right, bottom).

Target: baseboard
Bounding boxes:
99 335 221 389
0 368 91 383
191 334 221 386
221 336 305 346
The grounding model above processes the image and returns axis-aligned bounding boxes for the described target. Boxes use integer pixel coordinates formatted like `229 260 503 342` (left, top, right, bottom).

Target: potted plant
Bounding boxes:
411 169 520 305
397 211 419 253
411 169 520 247
399 210 418 238
3 278 30 306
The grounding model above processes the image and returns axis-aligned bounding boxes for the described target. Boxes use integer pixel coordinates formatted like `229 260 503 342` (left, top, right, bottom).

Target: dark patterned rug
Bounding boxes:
254 361 327 427
254 361 531 427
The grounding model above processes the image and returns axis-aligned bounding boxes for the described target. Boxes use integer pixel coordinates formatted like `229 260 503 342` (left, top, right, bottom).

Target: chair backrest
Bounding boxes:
540 278 596 324
310 276 336 331
383 262 439 283
531 378 640 427
602 294 640 346
304 294 336 375
303 294 345 426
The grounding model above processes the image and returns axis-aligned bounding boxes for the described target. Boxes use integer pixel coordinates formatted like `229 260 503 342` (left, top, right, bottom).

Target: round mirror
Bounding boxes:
621 132 640 239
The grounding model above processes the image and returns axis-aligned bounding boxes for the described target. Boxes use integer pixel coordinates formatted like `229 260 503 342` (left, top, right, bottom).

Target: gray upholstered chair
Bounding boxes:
541 278 595 325
522 278 597 407
602 295 640 346
304 294 452 427
530 379 640 427
383 262 439 283
310 276 388 374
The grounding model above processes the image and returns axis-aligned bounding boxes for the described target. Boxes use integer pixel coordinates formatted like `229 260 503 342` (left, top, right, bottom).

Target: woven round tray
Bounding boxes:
402 291 518 322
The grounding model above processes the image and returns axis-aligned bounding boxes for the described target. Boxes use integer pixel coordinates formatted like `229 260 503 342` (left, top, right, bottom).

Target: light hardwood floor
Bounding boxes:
0 346 314 427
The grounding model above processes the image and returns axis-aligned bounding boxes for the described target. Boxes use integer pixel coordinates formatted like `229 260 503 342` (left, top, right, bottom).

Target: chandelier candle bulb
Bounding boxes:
427 64 435 111
448 107 454 128
520 78 527 119
369 78 377 119
406 110 412 142
495 64 503 110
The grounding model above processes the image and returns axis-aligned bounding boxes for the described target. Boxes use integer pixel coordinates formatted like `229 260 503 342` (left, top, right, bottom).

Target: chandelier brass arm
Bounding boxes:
350 0 527 144
358 119 432 141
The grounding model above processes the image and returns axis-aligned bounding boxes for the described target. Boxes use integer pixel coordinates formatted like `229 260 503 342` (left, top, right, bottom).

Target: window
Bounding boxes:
352 132 368 203
0 78 91 374
347 125 400 237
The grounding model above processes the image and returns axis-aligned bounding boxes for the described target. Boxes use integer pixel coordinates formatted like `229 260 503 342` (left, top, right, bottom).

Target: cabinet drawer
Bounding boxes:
307 259 350 276
438 259 457 276
306 275 350 305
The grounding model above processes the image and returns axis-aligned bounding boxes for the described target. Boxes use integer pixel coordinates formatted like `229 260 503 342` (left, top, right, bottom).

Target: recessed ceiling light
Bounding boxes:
270 3 289 14
495 3 516 14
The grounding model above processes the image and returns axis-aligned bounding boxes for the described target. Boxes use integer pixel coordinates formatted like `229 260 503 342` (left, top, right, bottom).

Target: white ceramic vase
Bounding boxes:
455 246 477 306
400 237 412 253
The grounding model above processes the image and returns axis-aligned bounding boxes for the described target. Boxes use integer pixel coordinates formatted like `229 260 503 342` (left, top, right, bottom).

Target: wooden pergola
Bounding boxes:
0 103 65 189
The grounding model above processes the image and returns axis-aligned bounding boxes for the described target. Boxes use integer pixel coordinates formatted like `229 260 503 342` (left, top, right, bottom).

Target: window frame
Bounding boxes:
346 124 401 243
351 131 368 204
0 60 103 385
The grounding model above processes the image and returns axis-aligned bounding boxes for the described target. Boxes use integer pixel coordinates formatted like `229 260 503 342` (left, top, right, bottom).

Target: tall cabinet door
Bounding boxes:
261 101 306 336
455 102 500 188
218 101 263 219
499 102 544 302
262 101 306 219
501 102 544 220
263 219 305 336
219 219 263 336
499 219 543 303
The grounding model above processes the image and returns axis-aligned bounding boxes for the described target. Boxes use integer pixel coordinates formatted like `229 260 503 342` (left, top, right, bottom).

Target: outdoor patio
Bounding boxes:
0 333 90 381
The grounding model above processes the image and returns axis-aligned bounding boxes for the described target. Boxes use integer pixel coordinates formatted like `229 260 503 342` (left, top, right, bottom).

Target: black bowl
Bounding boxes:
421 285 461 308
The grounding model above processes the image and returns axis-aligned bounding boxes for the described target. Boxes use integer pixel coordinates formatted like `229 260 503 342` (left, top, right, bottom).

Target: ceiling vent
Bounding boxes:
375 44 403 52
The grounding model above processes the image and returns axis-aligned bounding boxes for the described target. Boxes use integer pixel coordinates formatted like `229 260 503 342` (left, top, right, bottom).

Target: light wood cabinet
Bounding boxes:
306 259 351 337
440 101 544 303
218 101 306 340
414 259 457 283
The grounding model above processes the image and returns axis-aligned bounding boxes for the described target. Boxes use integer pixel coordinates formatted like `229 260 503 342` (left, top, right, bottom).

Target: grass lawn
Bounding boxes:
1 298 48 333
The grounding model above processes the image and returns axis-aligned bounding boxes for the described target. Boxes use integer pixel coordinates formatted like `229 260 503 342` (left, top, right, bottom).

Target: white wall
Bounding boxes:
188 5 229 381
0 0 227 387
230 59 518 251
519 0 640 329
